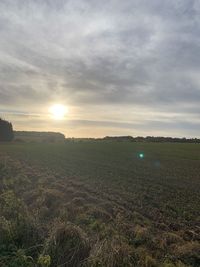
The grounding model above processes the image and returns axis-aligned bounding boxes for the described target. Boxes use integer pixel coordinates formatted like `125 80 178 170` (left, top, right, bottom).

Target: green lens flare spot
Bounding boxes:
139 153 144 159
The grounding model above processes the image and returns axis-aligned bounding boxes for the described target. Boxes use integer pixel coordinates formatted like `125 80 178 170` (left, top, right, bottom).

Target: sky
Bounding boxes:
0 0 200 138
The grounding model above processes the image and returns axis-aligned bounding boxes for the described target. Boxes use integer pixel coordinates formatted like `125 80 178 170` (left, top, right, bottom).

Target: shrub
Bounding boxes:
144 255 157 267
87 207 112 222
0 247 34 267
38 255 51 267
0 190 41 247
0 216 13 244
175 241 200 266
44 223 90 267
162 260 189 267
132 225 151 247
162 232 183 247
87 237 138 267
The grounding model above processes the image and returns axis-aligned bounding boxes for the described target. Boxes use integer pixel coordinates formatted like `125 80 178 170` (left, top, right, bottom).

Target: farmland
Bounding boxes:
0 141 200 267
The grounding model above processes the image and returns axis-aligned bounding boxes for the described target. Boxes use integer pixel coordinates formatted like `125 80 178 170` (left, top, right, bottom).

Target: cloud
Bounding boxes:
0 0 200 136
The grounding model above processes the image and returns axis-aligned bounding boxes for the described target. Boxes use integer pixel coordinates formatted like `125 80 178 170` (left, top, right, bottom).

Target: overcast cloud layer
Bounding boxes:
0 0 200 137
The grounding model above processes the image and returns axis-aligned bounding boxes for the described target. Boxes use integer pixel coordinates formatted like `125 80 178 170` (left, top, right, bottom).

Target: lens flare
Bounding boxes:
139 153 144 159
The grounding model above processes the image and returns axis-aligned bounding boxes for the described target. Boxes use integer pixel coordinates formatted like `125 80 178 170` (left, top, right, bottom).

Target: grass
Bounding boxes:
0 141 200 266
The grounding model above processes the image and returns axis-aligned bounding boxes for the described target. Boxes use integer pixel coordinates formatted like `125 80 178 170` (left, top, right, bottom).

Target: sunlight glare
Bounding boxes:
50 104 68 120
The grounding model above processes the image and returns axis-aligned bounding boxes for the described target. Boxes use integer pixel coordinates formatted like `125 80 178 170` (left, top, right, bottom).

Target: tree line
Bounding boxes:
0 118 14 141
103 135 200 143
1 118 200 144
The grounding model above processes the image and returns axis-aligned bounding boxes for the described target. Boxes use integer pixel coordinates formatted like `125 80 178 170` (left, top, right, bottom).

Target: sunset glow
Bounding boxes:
50 104 67 120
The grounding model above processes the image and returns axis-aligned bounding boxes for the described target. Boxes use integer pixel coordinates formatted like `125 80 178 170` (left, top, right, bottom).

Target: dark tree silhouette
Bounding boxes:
0 118 14 141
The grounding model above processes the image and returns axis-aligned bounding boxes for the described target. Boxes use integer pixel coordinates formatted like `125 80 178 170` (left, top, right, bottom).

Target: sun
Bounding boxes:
49 104 68 120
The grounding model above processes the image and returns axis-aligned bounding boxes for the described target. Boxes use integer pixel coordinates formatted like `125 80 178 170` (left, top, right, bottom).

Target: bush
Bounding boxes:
38 255 51 267
87 237 138 267
0 190 41 248
0 118 14 141
175 241 200 266
44 223 90 267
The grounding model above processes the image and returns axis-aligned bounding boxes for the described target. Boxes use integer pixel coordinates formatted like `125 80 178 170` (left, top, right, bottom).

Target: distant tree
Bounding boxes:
0 118 14 141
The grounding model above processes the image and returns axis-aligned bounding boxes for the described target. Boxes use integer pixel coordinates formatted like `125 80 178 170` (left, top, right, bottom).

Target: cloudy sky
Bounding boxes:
0 0 200 137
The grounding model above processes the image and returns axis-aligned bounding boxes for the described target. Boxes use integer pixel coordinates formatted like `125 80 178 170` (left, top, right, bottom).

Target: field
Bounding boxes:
0 141 200 267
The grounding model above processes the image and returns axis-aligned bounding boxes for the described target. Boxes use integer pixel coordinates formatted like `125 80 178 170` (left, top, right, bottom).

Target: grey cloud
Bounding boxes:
0 0 200 136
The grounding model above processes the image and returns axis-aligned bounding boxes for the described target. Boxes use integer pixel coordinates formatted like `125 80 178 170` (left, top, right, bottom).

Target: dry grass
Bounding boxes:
44 223 90 267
